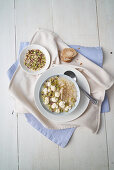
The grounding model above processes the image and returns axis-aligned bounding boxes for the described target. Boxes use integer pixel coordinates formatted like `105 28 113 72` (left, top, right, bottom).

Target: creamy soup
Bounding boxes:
41 76 77 113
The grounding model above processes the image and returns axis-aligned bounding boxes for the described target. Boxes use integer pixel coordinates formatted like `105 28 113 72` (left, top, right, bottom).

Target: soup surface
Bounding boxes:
41 76 77 113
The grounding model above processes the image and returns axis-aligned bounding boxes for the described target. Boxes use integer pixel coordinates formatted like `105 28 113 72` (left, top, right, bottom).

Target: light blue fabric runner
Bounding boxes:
7 42 109 147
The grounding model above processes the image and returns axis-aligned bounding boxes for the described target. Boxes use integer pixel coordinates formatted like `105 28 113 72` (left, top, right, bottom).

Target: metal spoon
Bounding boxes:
64 71 98 105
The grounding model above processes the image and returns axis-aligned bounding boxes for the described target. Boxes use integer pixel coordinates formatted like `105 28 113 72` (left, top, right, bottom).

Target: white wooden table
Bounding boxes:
0 0 114 170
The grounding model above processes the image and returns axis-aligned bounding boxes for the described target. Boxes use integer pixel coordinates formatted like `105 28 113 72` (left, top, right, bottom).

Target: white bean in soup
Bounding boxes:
41 75 77 113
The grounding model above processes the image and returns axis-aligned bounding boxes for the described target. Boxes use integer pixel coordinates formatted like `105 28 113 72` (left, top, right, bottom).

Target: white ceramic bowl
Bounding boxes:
19 44 50 75
39 74 80 115
34 65 90 122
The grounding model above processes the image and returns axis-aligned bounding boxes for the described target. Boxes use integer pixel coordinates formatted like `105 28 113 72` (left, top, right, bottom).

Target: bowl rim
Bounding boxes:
39 74 80 115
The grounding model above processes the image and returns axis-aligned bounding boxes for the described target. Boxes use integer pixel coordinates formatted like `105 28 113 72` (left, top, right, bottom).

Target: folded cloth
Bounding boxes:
7 43 110 148
7 42 109 148
8 29 113 135
70 45 110 113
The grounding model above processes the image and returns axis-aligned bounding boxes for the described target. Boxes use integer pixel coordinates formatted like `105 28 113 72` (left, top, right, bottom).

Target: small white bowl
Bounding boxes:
40 74 80 115
19 44 51 75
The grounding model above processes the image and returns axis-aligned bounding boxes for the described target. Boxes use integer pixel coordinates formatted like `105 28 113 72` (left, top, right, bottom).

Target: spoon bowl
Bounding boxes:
64 71 77 81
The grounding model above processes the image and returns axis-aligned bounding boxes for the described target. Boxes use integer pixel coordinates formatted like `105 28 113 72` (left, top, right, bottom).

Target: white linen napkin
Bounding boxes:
9 28 113 133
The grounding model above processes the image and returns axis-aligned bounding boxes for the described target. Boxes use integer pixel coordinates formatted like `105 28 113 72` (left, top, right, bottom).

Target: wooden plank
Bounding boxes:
15 0 59 169
104 111 114 170
15 0 53 54
96 0 114 77
0 0 18 170
18 115 59 170
96 0 114 169
52 0 109 169
52 0 99 46
59 115 108 170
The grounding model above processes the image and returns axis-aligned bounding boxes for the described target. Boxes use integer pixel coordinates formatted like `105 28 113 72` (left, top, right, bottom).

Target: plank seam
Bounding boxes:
14 0 19 169
14 0 15 9
14 0 17 60
104 113 110 170
17 114 20 170
95 0 101 47
95 1 109 170
58 146 60 170
51 0 54 31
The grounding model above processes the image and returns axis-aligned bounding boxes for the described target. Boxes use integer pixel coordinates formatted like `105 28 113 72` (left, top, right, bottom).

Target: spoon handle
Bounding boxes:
79 86 98 105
